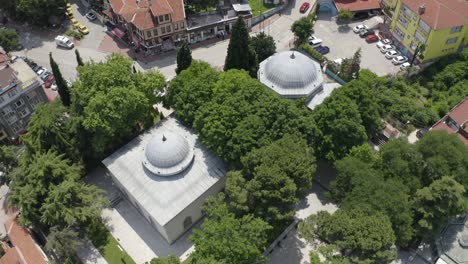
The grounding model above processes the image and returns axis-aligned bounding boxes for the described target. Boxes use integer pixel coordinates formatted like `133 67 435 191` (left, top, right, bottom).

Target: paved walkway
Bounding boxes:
76 239 108 264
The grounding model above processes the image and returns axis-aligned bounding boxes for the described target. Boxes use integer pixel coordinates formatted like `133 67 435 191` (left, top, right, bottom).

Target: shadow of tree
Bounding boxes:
85 220 110 251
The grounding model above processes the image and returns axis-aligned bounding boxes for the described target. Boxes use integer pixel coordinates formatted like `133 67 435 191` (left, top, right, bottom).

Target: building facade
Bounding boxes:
389 0 468 63
431 97 468 145
0 59 47 143
105 0 187 51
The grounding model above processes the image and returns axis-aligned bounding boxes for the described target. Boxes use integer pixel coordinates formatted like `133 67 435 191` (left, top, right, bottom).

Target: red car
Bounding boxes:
300 2 310 13
366 34 379 43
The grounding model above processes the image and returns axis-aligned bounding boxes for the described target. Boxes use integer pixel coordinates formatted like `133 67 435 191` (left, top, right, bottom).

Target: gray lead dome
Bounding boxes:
143 131 194 176
258 51 324 100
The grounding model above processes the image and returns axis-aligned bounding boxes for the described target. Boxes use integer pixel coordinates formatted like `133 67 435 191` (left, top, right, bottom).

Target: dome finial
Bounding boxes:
290 52 295 59
162 134 167 142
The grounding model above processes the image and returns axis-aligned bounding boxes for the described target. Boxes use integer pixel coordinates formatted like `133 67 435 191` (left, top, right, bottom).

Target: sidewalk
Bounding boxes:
76 239 108 264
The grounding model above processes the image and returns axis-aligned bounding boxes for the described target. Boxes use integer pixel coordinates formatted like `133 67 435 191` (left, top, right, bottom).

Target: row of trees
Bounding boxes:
299 132 467 263
0 0 66 25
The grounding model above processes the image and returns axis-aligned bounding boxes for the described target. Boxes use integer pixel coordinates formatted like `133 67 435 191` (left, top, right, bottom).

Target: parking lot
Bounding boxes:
313 13 401 76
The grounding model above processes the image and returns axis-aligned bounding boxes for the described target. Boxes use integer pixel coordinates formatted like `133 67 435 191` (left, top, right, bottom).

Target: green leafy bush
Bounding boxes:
65 28 83 40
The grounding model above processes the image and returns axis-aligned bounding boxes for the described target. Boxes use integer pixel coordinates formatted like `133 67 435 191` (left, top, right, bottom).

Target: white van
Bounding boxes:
308 35 323 47
55 35 74 49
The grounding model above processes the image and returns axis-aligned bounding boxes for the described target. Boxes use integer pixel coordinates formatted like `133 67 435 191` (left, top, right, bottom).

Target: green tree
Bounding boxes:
225 170 250 215
175 42 192 75
224 17 258 77
167 61 219 125
9 151 107 228
147 254 180 264
413 176 467 235
416 131 468 187
250 32 276 63
45 226 84 262
21 101 80 163
300 209 396 263
0 145 19 184
0 29 19 53
50 53 71 106
190 194 271 264
16 0 66 25
312 96 367 160
340 48 361 81
291 17 312 45
337 9 353 23
75 49 84 66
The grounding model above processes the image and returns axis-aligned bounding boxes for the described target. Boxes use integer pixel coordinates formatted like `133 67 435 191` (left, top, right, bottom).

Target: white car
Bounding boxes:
36 68 46 76
400 62 411 69
385 50 400 59
380 44 395 53
353 25 368 33
308 35 323 47
85 12 96 21
333 58 345 65
392 56 408 65
376 39 392 49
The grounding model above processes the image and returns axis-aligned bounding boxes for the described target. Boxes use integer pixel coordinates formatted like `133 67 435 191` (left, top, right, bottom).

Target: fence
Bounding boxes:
325 68 347 85
251 4 286 26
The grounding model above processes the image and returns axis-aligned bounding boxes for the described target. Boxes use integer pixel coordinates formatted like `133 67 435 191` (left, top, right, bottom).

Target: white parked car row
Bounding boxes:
375 38 409 67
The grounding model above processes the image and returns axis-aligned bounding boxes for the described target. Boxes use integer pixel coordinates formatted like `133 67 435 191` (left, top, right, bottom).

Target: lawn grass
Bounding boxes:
86 220 136 264
248 0 277 17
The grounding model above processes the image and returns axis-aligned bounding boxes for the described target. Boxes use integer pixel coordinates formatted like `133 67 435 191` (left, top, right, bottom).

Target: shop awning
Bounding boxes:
112 28 125 39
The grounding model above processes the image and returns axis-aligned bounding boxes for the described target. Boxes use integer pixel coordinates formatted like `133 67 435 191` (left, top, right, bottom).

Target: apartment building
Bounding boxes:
390 0 468 63
105 0 187 52
0 59 47 143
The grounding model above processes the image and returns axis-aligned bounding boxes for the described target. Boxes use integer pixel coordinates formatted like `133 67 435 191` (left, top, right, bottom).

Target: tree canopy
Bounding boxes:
0 29 20 53
224 17 258 77
291 17 312 45
190 194 271 264
50 53 71 106
250 32 276 63
175 42 192 75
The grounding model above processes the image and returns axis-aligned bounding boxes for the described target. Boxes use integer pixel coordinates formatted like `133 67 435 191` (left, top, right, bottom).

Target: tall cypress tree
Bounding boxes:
75 49 84 66
224 17 258 77
175 42 192 75
49 53 71 107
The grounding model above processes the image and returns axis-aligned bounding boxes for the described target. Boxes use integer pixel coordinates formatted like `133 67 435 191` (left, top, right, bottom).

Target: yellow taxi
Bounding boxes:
66 2 71 8
77 24 89 35
66 7 72 13
67 11 74 18
70 18 80 28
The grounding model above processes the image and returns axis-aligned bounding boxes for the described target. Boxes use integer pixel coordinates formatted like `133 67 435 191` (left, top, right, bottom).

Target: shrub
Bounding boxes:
300 44 325 63
65 28 83 40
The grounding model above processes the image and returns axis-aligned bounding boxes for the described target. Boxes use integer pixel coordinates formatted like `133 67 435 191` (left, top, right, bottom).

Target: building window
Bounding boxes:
1 106 11 116
18 108 30 118
418 20 431 33
393 26 405 41
159 15 164 22
446 37 458 45
174 23 178 30
183 216 192 230
146 31 152 38
0 96 4 103
11 122 23 133
15 99 24 108
165 14 169 21
153 29 158 36
397 15 409 29
166 25 171 32
450 26 462 34
7 89 17 98
180 22 184 29
161 27 166 34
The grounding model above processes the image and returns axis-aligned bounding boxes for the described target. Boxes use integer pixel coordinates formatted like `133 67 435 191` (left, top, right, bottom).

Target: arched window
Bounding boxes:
183 216 192 230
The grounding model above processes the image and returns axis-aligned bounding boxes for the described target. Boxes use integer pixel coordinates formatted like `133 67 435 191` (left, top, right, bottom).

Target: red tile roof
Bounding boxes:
0 219 48 264
334 0 381 12
401 0 468 30
432 97 468 145
108 0 185 30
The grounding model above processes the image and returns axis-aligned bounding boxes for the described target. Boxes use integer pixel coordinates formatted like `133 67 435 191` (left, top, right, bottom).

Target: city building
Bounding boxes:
0 216 48 264
103 116 227 244
435 215 468 264
380 0 398 10
105 0 187 52
389 0 468 64
431 97 467 145
258 51 324 101
0 59 48 143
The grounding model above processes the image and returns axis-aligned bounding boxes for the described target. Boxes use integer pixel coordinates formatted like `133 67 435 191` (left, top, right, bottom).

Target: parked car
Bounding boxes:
300 2 310 13
385 50 400 59
77 24 89 34
359 29 375 38
353 12 369 20
365 34 379 43
65 79 72 88
36 67 46 75
55 35 74 49
85 12 96 21
400 62 411 70
40 72 51 80
380 44 396 53
32 65 41 72
392 56 408 65
70 18 80 28
308 35 323 47
333 58 345 65
314 45 330 54
416 127 429 138
376 39 391 49
353 25 368 33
